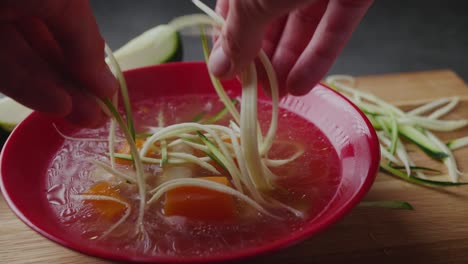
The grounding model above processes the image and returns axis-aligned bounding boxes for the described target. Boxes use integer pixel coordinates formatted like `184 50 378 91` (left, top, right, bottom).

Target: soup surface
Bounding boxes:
45 95 341 257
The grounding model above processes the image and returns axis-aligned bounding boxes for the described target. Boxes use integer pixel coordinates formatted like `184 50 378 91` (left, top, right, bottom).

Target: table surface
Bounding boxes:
1 69 467 264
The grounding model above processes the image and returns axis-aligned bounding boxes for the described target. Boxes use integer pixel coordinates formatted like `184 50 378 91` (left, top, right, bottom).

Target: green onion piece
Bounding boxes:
359 201 414 210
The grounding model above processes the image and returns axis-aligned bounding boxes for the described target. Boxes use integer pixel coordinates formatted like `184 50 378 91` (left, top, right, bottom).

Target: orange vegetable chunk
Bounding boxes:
115 138 153 165
83 182 126 220
164 176 235 221
222 136 239 145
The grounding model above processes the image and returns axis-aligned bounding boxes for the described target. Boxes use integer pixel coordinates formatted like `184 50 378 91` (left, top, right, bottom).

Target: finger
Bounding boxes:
15 17 64 69
215 0 229 18
262 15 288 58
43 0 117 99
14 12 109 127
212 0 229 44
208 0 313 79
0 24 71 114
0 0 65 17
255 16 287 97
288 0 373 95
65 86 107 128
271 0 328 96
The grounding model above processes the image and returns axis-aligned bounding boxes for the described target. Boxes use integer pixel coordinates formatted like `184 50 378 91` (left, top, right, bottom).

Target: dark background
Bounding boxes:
91 0 467 80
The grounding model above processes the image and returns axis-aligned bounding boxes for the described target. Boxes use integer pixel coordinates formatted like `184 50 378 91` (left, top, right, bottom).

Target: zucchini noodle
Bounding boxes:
326 74 467 185
104 45 146 232
75 0 308 238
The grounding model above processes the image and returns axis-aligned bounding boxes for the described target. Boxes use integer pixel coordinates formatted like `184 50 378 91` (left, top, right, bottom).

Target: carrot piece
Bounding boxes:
83 182 127 220
164 176 236 221
222 136 239 144
115 138 156 165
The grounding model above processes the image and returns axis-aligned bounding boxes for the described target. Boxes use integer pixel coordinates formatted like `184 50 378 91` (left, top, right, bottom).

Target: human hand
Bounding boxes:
209 0 373 96
0 0 117 127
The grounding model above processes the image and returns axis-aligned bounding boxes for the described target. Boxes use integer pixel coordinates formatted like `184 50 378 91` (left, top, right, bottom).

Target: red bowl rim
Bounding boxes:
0 61 380 263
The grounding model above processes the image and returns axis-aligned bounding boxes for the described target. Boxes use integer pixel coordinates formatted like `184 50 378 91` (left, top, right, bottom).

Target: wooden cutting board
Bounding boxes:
1 70 467 264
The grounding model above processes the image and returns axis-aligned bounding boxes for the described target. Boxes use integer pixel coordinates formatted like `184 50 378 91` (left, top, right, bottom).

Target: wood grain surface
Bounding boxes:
1 70 467 264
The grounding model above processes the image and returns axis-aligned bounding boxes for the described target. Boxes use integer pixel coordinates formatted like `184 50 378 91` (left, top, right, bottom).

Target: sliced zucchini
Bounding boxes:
390 165 441 174
358 201 413 210
398 125 448 160
108 24 182 71
380 163 468 187
196 131 228 172
366 115 382 130
0 97 33 132
447 136 468 151
0 126 9 149
375 116 447 160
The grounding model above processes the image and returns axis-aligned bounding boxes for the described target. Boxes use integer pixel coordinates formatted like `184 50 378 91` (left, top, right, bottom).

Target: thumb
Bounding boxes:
208 0 312 79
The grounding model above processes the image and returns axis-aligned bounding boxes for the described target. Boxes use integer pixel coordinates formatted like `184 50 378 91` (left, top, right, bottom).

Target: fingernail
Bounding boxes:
208 46 232 77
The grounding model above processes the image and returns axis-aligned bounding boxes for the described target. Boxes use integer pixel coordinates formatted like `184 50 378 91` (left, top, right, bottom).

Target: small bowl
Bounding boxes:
0 62 379 263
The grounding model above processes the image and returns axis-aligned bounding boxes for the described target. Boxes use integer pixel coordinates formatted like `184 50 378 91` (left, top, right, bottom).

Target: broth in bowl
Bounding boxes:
45 95 341 257
1 62 379 263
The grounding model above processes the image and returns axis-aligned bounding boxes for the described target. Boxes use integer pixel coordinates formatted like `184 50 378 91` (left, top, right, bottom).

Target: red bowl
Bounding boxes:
0 62 379 263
